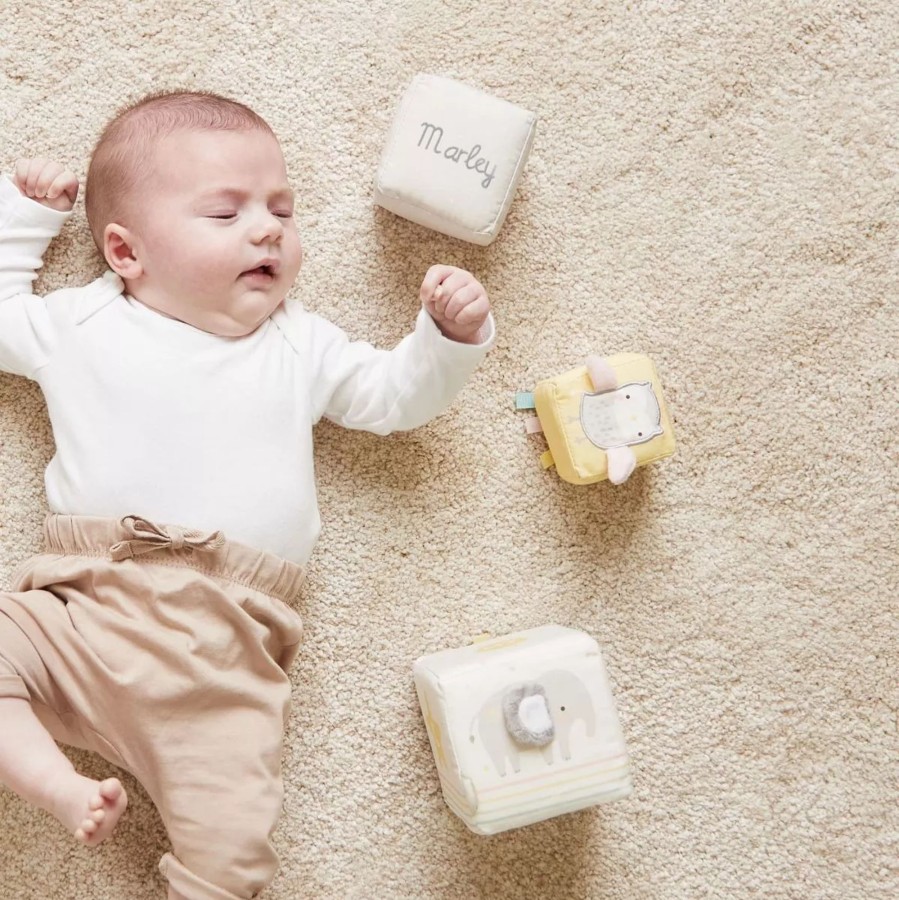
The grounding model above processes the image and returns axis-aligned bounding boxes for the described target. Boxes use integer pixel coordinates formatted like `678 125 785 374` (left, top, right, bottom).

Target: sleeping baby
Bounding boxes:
0 89 494 900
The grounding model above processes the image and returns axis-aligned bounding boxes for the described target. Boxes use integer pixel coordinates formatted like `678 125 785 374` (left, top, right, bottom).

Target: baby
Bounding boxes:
0 90 494 899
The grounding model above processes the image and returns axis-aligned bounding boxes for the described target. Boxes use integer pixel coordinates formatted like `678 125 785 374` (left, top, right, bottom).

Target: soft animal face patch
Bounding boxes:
524 354 676 485
580 381 663 450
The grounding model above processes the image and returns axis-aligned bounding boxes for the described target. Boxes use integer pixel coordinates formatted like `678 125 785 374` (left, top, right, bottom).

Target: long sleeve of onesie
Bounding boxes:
273 299 495 435
0 174 74 377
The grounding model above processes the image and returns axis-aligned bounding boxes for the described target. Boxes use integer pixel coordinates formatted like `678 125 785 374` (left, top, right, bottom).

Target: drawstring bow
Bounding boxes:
109 515 225 561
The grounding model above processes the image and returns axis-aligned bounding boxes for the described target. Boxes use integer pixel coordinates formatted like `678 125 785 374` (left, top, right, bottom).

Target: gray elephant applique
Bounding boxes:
470 670 597 777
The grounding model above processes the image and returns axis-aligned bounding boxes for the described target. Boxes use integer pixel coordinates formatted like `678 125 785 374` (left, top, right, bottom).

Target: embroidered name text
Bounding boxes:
418 122 497 190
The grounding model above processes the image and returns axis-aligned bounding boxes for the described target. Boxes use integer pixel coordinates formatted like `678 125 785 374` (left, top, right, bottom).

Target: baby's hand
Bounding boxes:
420 265 491 344
13 158 79 212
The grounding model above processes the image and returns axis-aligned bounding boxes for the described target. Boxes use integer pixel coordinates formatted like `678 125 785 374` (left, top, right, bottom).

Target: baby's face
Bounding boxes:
124 127 303 336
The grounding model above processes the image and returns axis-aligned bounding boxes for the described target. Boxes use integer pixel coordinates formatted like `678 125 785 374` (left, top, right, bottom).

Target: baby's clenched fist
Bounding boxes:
420 265 491 345
13 158 79 212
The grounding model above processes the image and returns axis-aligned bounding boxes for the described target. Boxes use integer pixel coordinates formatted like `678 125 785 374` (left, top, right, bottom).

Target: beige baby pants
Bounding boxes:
0 513 306 899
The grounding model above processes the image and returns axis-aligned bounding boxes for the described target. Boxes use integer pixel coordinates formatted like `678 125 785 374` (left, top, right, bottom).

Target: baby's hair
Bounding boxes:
84 90 274 252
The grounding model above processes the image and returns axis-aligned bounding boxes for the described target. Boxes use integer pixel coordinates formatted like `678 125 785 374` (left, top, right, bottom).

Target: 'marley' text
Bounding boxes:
418 123 497 189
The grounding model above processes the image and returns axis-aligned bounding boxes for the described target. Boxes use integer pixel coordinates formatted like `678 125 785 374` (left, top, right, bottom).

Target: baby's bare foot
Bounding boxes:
45 772 128 847
73 777 128 846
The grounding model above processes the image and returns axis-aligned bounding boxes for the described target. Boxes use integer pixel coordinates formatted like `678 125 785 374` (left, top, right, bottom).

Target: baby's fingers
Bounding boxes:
17 158 55 196
454 293 490 326
45 170 79 203
12 158 78 210
443 284 481 321
32 162 69 198
420 265 457 306
13 158 37 194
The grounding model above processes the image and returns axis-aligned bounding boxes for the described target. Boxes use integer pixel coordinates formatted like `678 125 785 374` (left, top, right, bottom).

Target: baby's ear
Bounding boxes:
103 223 142 279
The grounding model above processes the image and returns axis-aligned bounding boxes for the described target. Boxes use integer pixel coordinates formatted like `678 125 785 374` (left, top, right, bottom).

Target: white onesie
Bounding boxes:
0 175 495 564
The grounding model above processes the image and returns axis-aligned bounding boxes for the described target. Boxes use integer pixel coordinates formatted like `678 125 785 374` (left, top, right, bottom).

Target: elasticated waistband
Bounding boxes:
42 514 305 604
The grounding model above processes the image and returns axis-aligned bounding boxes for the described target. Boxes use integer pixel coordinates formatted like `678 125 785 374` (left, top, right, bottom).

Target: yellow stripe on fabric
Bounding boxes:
478 754 628 794
438 761 630 818
476 766 631 811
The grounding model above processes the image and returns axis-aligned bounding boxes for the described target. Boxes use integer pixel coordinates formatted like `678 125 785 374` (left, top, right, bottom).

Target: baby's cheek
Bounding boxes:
286 232 303 275
199 245 238 282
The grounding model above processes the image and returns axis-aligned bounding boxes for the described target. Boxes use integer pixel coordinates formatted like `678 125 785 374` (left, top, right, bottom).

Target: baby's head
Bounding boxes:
85 91 303 336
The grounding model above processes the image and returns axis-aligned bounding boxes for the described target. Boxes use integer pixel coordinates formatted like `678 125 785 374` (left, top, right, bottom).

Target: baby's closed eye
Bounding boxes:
205 210 293 220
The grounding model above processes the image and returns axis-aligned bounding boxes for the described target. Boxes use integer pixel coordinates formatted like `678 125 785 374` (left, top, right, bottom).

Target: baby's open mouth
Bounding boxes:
242 265 275 277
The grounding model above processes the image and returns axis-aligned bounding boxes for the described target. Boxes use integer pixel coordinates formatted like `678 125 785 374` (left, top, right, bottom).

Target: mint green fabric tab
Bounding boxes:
515 392 536 410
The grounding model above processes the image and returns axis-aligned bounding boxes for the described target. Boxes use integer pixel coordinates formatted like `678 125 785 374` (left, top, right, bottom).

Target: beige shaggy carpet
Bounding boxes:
1 1 896 898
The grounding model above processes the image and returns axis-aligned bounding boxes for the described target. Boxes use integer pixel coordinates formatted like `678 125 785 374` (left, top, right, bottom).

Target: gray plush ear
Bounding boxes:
502 683 555 747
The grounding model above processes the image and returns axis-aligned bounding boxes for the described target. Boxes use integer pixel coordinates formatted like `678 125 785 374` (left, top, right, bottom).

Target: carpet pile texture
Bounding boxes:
1 2 895 897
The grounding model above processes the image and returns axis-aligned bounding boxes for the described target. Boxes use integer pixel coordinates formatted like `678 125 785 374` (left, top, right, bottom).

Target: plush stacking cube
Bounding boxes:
413 626 631 835
533 353 676 485
374 74 537 245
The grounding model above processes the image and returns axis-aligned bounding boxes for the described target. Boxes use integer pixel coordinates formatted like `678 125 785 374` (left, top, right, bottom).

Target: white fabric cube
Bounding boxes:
374 74 537 245
413 626 631 835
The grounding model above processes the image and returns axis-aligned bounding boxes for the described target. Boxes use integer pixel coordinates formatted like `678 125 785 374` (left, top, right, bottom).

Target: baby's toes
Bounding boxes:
75 818 98 840
99 778 123 802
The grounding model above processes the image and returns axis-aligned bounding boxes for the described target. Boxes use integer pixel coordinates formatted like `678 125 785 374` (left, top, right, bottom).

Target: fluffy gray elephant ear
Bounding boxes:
502 683 555 747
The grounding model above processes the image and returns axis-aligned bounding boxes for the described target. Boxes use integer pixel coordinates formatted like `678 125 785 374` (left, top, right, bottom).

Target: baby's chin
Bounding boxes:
208 295 286 336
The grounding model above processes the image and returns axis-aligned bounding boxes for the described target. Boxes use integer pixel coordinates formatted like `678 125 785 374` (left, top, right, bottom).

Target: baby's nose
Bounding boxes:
251 213 284 242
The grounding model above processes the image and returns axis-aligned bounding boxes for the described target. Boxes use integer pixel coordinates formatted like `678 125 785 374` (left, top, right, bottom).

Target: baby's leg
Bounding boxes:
149 701 289 900
0 599 128 847
0 697 127 845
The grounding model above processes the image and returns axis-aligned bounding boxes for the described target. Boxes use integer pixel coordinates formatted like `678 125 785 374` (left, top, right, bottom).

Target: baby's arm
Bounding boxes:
0 159 76 377
295 267 495 435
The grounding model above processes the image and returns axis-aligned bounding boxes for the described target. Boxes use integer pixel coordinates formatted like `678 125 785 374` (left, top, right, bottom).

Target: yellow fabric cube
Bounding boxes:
534 353 675 484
